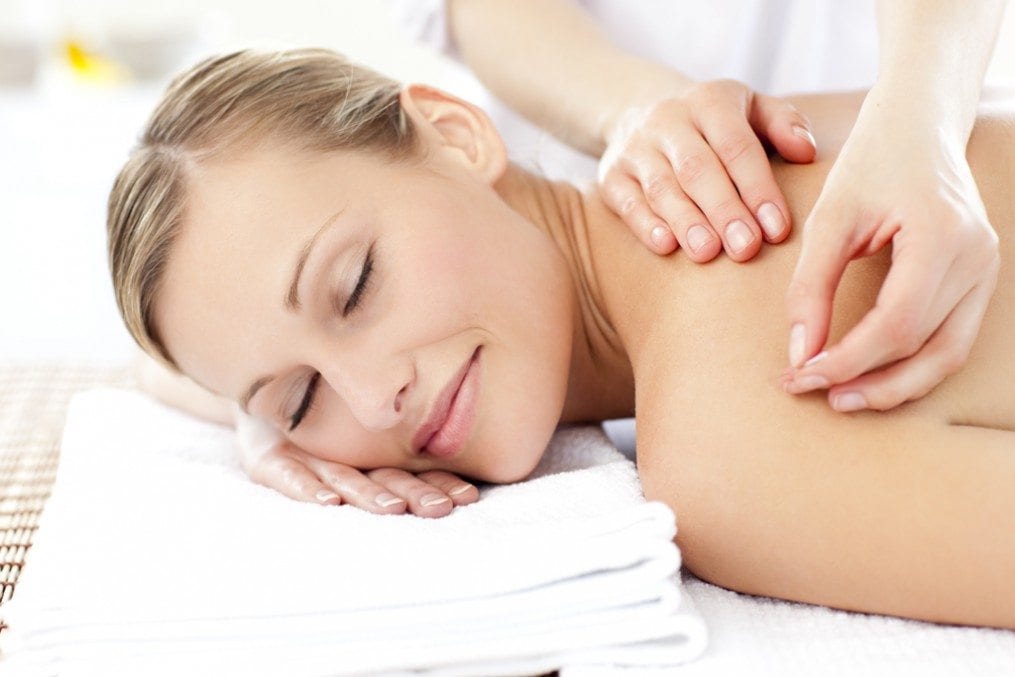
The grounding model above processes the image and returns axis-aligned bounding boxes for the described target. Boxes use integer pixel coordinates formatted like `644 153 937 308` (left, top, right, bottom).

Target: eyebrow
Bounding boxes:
285 209 345 311
239 209 344 413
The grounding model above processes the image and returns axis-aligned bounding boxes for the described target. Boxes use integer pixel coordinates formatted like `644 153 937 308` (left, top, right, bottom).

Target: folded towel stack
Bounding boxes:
0 389 707 676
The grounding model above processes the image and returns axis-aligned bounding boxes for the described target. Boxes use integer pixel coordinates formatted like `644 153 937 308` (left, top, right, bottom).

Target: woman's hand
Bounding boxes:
598 79 818 259
233 407 480 518
782 90 1000 412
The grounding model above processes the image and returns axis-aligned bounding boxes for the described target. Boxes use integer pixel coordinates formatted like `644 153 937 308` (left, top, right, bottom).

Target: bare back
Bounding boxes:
588 91 1015 628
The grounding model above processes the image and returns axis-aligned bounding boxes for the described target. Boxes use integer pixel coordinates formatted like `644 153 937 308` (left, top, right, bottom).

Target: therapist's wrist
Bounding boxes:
864 76 978 149
593 62 693 153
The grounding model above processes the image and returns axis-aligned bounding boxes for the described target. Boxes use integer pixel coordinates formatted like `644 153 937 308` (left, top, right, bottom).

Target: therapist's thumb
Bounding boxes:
750 93 817 165
785 209 853 367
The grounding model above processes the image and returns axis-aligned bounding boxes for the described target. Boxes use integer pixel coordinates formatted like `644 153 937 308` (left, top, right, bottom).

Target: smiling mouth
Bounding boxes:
413 347 482 458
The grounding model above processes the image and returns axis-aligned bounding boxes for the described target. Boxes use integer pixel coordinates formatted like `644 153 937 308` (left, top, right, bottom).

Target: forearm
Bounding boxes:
872 0 1006 147
448 0 691 156
133 350 235 426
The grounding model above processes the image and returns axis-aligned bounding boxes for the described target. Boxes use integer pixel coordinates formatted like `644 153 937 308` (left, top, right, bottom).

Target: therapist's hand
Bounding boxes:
598 79 818 260
782 96 1000 412
234 408 480 518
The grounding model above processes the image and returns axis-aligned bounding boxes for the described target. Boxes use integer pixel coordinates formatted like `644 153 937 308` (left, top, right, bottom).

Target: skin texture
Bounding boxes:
783 0 1006 413
153 87 1015 628
605 92 1015 629
448 0 1008 418
156 94 577 487
449 0 816 258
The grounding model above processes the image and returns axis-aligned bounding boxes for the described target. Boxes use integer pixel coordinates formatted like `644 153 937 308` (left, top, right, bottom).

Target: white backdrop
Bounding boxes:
1 0 1014 363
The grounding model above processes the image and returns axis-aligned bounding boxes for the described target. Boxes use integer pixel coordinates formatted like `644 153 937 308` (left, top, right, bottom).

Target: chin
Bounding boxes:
472 425 556 485
478 459 541 485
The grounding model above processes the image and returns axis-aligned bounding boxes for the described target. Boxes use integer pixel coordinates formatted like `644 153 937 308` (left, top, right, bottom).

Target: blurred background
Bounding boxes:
2 0 1014 366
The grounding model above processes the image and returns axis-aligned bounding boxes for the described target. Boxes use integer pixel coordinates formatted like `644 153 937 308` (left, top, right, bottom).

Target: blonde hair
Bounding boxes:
107 48 418 369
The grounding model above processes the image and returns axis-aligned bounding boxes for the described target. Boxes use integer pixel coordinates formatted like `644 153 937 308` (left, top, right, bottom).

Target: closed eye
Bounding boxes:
289 372 321 431
343 245 373 316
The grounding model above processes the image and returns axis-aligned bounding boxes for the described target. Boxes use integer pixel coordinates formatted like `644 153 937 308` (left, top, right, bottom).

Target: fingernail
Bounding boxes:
833 392 867 412
375 492 405 508
686 224 713 253
421 493 451 507
725 220 753 254
789 323 806 367
803 350 828 368
316 490 339 503
757 202 785 240
448 484 472 496
792 125 817 148
793 374 829 391
650 224 671 250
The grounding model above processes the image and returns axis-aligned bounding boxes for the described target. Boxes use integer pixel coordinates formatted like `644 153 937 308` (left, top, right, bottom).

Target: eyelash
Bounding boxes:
288 372 320 431
289 248 375 431
342 245 374 316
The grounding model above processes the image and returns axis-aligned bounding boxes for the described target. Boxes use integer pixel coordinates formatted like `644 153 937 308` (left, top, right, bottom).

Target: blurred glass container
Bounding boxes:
104 20 201 82
0 33 40 87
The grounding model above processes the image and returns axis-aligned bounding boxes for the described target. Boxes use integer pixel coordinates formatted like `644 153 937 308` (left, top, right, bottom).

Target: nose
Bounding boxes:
319 350 414 432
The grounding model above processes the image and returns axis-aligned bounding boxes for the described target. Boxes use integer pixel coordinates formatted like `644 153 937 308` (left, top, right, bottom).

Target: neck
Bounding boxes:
494 164 635 423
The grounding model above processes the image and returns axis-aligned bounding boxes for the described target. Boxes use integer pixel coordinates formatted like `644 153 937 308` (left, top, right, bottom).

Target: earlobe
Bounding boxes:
399 84 507 184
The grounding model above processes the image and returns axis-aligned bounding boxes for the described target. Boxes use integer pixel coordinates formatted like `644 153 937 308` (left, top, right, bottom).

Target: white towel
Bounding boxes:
0 388 707 676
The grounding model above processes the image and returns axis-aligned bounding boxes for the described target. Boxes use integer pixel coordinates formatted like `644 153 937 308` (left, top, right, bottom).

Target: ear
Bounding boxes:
399 84 507 184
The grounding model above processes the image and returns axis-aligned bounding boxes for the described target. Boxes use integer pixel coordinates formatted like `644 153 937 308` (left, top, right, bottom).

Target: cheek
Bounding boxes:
292 389 393 469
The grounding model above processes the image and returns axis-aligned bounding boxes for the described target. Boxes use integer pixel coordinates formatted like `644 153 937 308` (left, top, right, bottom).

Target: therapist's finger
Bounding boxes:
696 104 792 243
785 211 854 367
600 168 679 255
661 131 762 261
824 279 995 412
627 153 722 261
749 93 818 165
787 239 953 390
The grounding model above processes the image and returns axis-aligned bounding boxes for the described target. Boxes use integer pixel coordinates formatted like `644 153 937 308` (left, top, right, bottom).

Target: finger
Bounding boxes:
749 93 817 164
784 208 856 367
600 170 678 255
660 130 763 261
696 108 792 243
825 279 994 412
298 454 410 514
415 470 480 506
630 152 722 262
365 467 458 518
247 451 346 507
787 238 956 389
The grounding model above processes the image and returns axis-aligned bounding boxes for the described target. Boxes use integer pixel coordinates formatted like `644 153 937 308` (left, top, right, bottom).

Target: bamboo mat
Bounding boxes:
0 361 133 647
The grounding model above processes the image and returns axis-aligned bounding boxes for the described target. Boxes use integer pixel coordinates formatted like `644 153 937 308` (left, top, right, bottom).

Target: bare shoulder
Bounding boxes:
606 92 1015 627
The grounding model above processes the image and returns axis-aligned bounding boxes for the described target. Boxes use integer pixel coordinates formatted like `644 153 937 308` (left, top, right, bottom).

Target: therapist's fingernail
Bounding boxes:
792 125 817 149
316 490 340 503
686 224 713 253
650 224 673 251
421 493 451 507
375 492 405 508
832 392 867 412
725 220 753 254
793 374 829 391
448 484 472 496
757 203 785 239
803 350 828 368
789 324 806 367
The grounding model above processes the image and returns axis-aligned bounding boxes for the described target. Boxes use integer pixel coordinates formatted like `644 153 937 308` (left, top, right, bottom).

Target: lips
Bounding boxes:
412 347 482 458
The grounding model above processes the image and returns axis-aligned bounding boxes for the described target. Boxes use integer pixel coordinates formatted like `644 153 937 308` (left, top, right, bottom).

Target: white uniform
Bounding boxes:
394 0 879 182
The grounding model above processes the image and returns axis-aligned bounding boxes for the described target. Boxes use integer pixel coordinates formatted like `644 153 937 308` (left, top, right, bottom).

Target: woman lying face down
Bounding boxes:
110 50 1015 629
